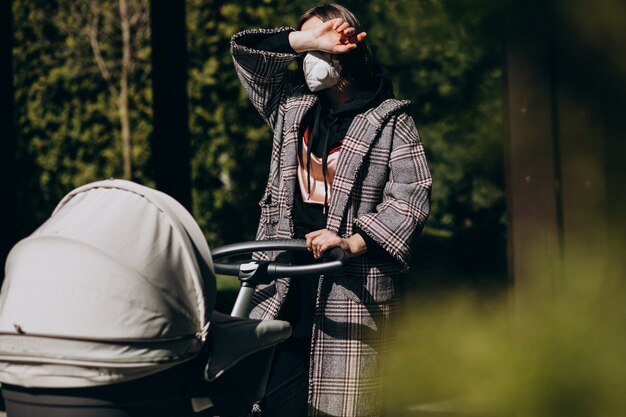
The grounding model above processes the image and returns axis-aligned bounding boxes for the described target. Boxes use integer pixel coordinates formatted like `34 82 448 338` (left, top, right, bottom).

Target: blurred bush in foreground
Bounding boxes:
386 270 626 417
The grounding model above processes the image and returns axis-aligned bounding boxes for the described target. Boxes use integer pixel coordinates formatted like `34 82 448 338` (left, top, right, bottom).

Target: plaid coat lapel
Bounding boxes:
326 99 411 234
279 93 318 212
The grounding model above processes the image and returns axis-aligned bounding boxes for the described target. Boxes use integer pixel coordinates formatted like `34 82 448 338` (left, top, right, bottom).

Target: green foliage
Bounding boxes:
185 0 505 249
186 0 301 246
386 265 626 417
12 0 152 236
363 0 505 238
12 0 506 255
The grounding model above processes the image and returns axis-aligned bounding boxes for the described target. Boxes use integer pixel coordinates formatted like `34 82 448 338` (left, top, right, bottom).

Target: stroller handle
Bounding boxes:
212 239 348 278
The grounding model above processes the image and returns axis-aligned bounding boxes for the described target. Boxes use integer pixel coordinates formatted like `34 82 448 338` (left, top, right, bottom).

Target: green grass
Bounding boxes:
216 274 241 292
214 275 241 314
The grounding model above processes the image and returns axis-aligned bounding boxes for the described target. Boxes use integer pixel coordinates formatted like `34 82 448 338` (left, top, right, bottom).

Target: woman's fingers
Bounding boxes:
314 18 365 54
317 235 344 259
336 22 350 34
305 229 324 251
312 232 331 248
329 18 343 30
331 44 358 53
319 236 341 251
312 233 332 258
307 230 328 252
305 229 344 259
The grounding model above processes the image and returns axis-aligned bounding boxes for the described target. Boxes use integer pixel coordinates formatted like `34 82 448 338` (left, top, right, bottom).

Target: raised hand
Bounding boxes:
289 17 367 54
314 18 367 53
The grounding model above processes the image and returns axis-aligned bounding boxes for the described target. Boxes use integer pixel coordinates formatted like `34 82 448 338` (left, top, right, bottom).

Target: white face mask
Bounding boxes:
302 51 342 92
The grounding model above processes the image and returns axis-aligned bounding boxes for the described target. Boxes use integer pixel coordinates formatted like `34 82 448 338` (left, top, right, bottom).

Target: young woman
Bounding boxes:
230 4 432 416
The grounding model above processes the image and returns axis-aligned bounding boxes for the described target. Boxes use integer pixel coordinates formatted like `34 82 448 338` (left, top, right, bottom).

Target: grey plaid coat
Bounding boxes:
231 28 431 417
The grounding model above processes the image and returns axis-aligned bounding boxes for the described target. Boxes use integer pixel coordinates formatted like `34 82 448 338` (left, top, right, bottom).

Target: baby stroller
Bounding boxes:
0 179 346 417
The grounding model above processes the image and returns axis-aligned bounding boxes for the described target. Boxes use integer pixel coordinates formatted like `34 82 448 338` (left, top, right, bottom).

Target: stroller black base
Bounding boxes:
1 346 276 417
1 361 197 417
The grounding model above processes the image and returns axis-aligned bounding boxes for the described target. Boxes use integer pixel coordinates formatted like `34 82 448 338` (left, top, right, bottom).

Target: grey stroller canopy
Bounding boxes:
0 179 216 387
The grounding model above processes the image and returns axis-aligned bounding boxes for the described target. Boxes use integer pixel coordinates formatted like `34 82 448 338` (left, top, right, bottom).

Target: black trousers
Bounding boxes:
261 336 310 417
261 259 318 417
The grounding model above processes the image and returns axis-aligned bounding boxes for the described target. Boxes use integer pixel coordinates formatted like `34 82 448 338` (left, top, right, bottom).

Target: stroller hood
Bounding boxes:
0 179 216 387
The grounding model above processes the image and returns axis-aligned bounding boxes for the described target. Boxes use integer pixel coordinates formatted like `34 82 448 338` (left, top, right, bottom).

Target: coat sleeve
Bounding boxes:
353 113 432 271
230 27 300 130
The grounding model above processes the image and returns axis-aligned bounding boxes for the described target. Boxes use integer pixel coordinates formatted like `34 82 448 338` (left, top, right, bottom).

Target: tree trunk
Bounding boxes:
149 0 192 209
1 0 17 277
119 0 132 180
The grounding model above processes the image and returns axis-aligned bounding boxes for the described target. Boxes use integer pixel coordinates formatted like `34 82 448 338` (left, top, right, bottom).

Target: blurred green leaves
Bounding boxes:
387 271 626 417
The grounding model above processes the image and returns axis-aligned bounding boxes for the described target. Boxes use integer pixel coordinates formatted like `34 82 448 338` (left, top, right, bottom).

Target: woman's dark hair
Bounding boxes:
296 3 377 87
